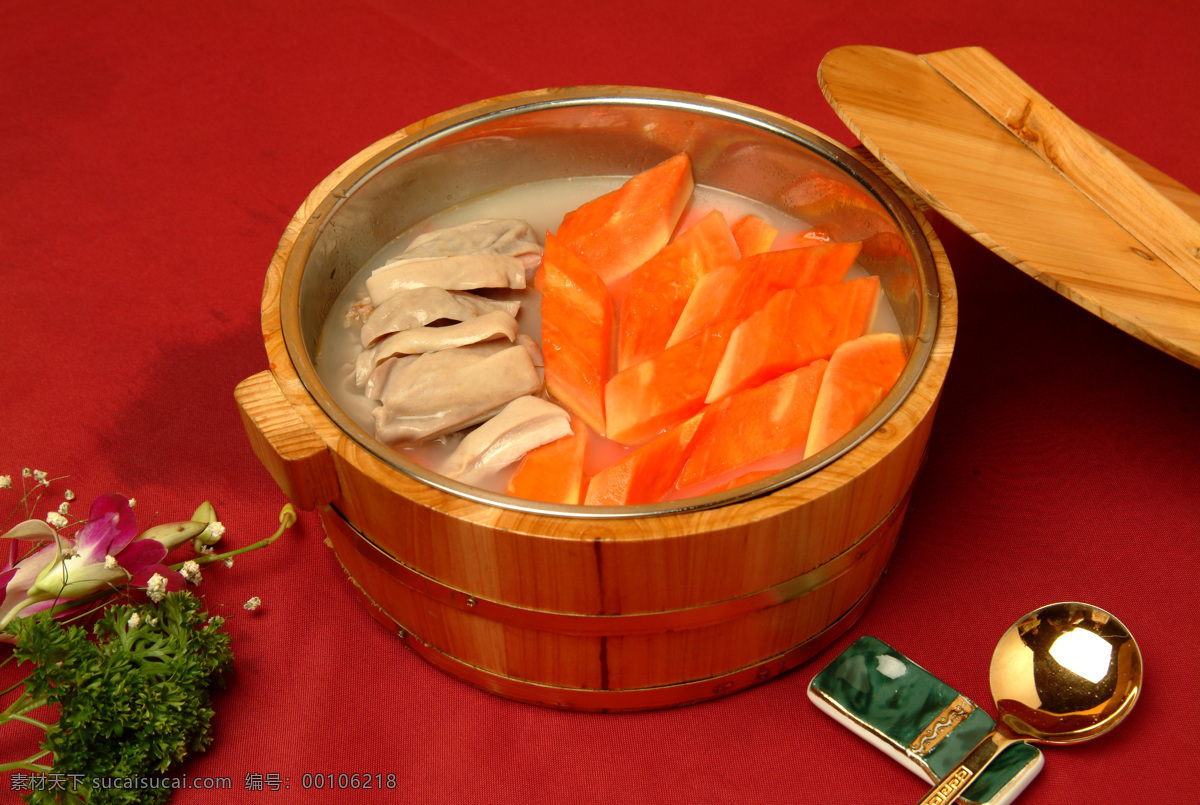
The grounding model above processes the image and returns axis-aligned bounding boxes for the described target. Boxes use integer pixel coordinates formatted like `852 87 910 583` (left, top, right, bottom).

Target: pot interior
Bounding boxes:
280 87 941 517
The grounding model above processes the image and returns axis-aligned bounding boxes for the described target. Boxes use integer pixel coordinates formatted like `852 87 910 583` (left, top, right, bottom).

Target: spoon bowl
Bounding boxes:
915 602 1142 805
990 601 1142 743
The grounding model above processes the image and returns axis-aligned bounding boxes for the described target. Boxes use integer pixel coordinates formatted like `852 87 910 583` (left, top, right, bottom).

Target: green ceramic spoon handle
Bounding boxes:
808 636 1042 805
914 728 1023 805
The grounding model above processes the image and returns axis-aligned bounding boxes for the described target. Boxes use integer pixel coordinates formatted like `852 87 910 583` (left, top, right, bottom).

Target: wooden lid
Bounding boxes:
819 45 1200 370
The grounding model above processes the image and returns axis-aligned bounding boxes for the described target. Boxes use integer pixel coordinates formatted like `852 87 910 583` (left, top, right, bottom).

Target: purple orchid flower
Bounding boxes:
30 493 192 599
0 520 60 629
1 494 216 636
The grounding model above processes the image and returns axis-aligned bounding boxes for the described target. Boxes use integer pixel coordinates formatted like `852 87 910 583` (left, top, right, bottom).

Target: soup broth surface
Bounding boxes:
315 176 900 498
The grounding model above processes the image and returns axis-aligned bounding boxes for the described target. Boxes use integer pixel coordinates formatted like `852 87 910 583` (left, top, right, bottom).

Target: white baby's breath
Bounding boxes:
63 489 75 501
181 560 202 586
104 555 119 570
45 511 68 529
127 612 141 628
243 596 262 611
58 501 69 515
146 573 168 603
0 476 11 489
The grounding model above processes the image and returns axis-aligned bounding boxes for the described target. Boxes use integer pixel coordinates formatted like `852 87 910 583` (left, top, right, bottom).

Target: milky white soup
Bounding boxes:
314 176 901 497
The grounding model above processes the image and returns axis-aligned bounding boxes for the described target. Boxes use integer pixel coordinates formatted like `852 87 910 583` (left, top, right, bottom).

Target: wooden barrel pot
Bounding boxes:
235 88 957 712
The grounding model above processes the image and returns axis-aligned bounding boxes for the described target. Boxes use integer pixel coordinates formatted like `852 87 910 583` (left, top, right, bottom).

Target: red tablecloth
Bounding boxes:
3 1 1198 802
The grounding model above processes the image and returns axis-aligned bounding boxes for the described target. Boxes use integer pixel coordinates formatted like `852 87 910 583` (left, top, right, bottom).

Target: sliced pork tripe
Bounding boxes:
372 344 542 445
453 333 543 366
353 320 536 391
516 333 544 367
366 254 528 305
472 333 545 384
393 218 543 276
363 356 398 401
441 396 572 486
371 310 520 359
362 355 423 402
359 286 521 347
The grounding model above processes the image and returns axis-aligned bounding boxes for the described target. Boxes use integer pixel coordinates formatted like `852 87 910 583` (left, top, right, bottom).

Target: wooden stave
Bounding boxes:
320 498 903 696
340 564 882 712
324 481 913 636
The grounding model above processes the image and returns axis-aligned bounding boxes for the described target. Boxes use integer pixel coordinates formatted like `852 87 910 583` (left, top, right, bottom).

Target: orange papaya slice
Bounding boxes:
540 233 613 434
584 413 705 506
860 230 910 261
773 226 832 249
604 321 734 446
730 214 778 256
542 316 607 436
507 415 590 505
703 468 778 495
782 173 895 242
804 333 908 458
538 232 611 318
668 242 862 347
707 275 880 403
726 242 863 322
617 209 740 371
678 359 827 492
555 153 694 286
663 262 743 348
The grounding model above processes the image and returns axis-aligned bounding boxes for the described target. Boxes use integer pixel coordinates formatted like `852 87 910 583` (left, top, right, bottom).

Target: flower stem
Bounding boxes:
178 504 296 570
0 595 42 632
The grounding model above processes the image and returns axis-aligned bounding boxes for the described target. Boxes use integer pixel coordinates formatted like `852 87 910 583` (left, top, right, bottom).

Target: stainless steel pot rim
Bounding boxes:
280 86 942 519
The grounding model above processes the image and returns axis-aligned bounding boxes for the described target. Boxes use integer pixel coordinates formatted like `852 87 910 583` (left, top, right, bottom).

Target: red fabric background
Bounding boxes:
2 1 1198 802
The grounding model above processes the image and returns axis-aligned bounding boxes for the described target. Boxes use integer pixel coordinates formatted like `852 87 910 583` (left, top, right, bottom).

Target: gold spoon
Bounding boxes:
914 602 1142 805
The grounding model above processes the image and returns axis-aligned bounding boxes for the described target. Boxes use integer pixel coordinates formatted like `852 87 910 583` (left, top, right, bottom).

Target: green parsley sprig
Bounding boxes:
2 593 231 805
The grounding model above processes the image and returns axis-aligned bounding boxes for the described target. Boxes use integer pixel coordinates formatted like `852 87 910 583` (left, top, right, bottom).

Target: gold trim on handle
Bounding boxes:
909 695 976 757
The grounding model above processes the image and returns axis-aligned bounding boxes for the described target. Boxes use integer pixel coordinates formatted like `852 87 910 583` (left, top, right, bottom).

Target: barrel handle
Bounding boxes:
235 370 339 510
